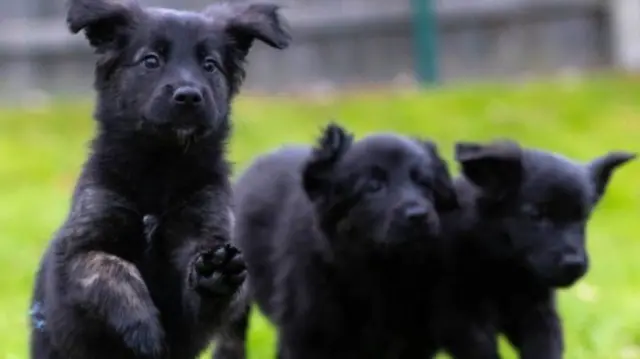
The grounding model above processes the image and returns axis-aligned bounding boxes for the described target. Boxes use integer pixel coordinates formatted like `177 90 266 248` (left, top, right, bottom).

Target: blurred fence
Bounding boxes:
0 0 639 99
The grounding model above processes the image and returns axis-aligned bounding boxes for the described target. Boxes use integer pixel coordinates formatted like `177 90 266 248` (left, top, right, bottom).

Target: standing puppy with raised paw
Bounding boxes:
28 0 290 358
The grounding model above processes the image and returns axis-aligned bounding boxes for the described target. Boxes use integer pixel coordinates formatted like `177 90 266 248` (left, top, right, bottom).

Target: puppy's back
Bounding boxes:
232 146 312 310
234 145 310 232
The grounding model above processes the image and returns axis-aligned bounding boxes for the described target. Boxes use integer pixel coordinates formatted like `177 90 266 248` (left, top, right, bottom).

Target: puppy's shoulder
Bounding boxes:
233 146 313 222
235 145 309 192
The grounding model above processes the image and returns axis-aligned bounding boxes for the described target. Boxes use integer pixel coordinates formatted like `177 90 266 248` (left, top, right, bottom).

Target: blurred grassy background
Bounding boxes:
0 74 638 359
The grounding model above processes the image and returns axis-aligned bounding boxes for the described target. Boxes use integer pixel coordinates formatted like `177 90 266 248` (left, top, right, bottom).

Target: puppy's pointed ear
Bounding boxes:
455 140 523 198
205 2 290 95
66 0 139 50
302 122 353 202
206 2 291 54
415 139 459 211
587 151 635 202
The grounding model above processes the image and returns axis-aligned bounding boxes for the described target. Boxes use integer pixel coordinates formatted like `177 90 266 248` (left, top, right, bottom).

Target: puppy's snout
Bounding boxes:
172 86 203 107
559 254 586 275
403 203 429 223
555 252 587 286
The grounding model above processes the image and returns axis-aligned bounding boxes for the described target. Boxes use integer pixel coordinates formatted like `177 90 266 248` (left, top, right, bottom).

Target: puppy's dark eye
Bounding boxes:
411 169 432 190
522 204 544 220
414 174 431 189
142 54 161 69
203 58 218 73
363 178 384 194
363 166 387 194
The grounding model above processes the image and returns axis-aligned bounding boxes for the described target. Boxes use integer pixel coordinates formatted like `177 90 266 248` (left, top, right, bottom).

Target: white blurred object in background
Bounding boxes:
611 0 640 71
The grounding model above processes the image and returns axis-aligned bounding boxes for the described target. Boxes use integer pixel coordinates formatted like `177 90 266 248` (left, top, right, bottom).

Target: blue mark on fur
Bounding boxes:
29 301 46 332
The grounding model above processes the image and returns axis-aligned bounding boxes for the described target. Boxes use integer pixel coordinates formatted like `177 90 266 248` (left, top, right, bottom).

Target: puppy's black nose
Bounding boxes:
173 87 203 107
403 204 429 222
558 254 587 280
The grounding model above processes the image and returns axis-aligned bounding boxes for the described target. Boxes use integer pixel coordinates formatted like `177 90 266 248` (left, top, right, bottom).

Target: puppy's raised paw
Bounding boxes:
189 244 247 297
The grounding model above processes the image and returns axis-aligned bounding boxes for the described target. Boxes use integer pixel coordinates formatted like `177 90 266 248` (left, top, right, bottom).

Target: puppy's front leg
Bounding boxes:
211 304 251 359
66 252 165 358
504 299 563 359
58 187 165 358
444 326 501 359
278 342 353 359
164 186 246 327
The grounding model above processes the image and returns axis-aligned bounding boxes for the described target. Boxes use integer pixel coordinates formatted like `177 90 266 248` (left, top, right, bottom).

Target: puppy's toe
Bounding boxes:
225 253 246 274
213 247 228 265
194 252 216 276
227 270 247 286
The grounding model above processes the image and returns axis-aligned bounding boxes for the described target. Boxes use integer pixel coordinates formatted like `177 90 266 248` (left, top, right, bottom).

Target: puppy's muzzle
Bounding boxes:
403 203 429 224
554 252 588 287
172 86 203 108
396 202 438 235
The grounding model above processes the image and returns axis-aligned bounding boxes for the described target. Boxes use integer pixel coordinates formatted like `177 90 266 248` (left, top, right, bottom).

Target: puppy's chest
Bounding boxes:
135 181 182 214
348 291 432 355
343 271 431 330
133 174 204 248
131 167 202 214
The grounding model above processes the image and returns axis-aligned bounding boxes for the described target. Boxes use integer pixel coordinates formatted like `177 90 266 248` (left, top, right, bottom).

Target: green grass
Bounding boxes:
1 74 639 359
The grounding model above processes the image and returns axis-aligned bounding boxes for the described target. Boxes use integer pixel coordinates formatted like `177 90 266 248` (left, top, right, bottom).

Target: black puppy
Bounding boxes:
434 140 635 359
28 0 290 358
213 123 459 359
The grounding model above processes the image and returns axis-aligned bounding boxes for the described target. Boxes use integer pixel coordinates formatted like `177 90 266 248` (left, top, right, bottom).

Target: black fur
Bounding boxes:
213 123 459 359
433 140 635 359
29 1 290 358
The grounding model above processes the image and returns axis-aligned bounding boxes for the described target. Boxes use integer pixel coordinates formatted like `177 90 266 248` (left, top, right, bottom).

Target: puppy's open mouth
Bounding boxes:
138 117 212 146
176 127 197 143
174 125 215 148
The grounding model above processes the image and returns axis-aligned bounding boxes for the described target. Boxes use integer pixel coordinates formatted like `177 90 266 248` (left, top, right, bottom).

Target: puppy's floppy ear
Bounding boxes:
416 139 459 211
66 0 139 50
587 151 635 202
455 139 523 198
302 122 353 202
206 1 291 55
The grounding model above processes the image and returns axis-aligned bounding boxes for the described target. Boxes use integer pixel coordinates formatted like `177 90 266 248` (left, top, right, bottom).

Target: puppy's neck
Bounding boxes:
84 116 231 206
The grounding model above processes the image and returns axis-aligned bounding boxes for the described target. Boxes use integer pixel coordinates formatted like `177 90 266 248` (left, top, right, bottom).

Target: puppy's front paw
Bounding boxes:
189 244 246 297
121 318 167 359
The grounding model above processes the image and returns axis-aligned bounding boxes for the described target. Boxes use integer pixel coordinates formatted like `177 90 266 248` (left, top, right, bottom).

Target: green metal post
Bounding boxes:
410 0 439 86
